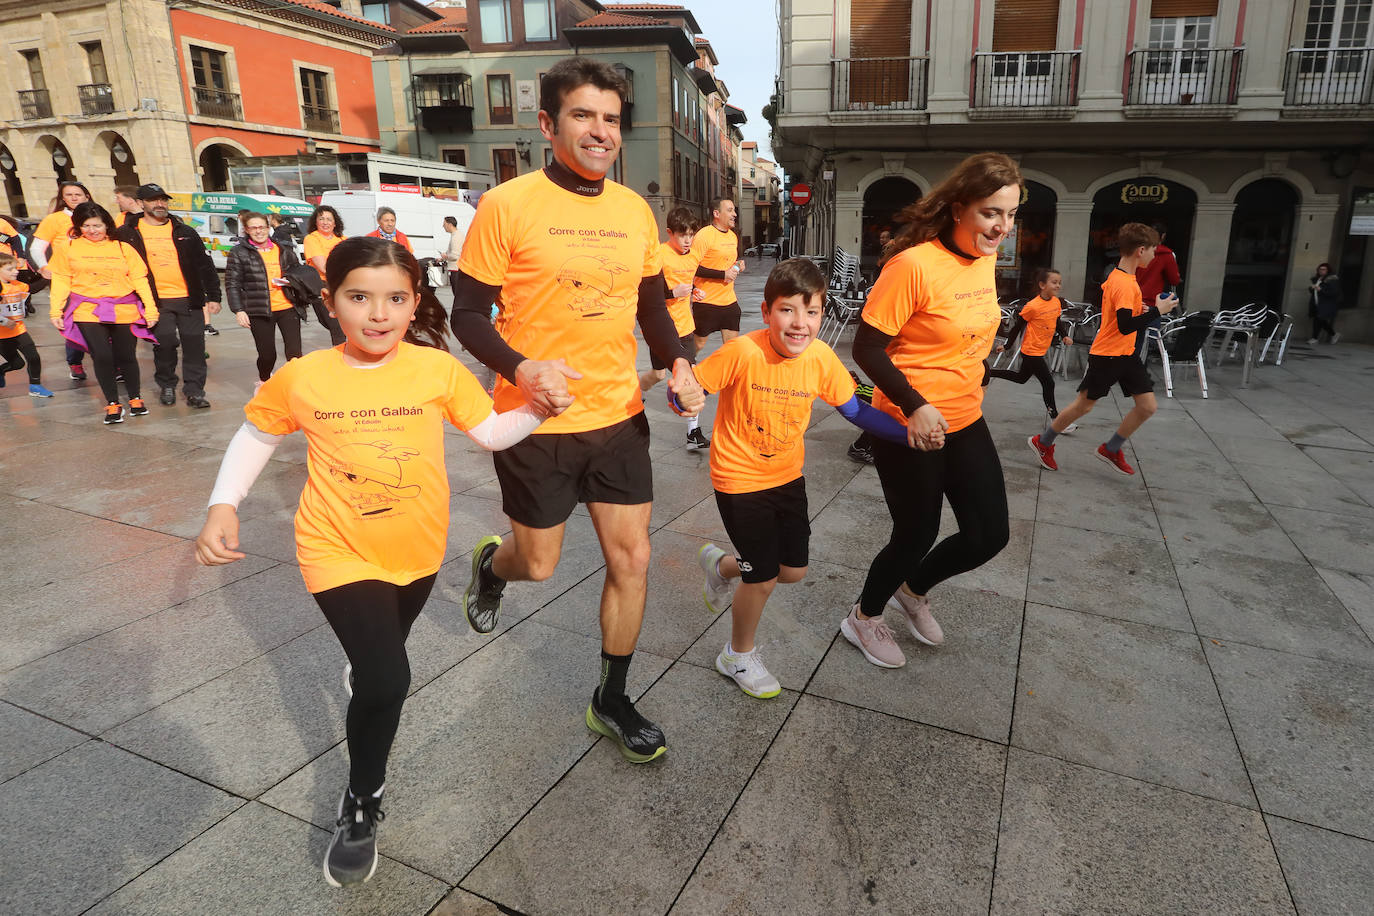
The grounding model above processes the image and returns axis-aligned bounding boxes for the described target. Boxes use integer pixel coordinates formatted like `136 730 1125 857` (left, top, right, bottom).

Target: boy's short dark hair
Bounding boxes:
666 207 697 235
0 252 18 269
1117 222 1159 255
113 185 139 198
540 57 627 122
764 258 826 308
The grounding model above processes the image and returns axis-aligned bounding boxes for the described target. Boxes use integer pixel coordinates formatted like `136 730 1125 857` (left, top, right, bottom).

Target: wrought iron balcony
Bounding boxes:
18 89 51 119
414 72 475 132
193 86 241 120
1125 47 1243 107
971 50 1081 114
303 104 339 133
831 57 929 112
78 83 115 116
1283 47 1374 108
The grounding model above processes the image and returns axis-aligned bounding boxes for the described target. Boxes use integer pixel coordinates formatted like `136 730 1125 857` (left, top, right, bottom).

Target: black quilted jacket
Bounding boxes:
224 241 304 318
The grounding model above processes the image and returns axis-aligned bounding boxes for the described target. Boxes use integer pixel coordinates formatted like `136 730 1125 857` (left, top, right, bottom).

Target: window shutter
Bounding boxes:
1149 0 1219 17
992 0 1061 52
851 0 911 58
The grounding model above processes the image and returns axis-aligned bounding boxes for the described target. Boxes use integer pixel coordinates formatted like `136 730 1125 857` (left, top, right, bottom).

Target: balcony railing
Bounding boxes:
193 86 241 120
303 104 339 133
971 50 1080 111
1283 47 1374 107
414 74 474 133
1125 47 1243 106
831 57 929 111
18 88 51 119
78 82 115 116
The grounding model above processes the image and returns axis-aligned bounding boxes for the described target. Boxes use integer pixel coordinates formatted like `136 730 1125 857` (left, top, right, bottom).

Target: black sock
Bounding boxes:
597 650 632 706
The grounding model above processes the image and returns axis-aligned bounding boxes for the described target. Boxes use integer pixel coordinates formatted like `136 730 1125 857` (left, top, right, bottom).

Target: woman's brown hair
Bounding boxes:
324 236 449 351
885 153 1022 263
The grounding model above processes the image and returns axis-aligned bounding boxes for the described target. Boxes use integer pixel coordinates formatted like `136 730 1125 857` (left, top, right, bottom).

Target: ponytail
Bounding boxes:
325 236 451 352
406 286 450 351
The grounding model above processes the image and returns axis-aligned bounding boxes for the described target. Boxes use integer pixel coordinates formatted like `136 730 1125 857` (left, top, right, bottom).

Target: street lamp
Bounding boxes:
111 141 129 163
0 149 13 171
52 147 68 167
514 137 531 164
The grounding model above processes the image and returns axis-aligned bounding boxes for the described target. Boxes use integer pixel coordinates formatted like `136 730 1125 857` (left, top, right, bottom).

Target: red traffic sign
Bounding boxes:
791 183 812 205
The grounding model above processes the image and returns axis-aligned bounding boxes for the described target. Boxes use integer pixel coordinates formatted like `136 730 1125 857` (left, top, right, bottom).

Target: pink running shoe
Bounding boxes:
887 589 944 646
1097 444 1135 476
1028 434 1058 471
839 604 906 668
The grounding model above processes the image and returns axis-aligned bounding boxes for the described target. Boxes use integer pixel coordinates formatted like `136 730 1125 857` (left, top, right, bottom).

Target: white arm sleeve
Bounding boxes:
462 405 543 451
30 238 50 269
208 422 285 508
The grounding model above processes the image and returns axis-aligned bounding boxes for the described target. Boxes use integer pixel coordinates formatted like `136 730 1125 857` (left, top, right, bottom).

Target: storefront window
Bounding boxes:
230 166 266 195
265 166 303 199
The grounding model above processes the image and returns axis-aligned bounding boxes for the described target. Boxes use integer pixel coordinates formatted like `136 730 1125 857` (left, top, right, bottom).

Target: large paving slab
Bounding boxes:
0 700 87 782
1266 815 1374 916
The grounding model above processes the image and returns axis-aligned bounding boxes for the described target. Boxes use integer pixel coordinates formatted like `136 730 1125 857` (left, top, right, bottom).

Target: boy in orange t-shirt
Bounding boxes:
693 259 907 698
1029 223 1178 476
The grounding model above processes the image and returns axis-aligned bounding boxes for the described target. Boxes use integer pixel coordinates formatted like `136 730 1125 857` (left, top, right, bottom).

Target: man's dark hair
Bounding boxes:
443 216 458 228
666 206 697 235
764 257 826 308
711 196 734 214
113 185 139 198
540 57 627 123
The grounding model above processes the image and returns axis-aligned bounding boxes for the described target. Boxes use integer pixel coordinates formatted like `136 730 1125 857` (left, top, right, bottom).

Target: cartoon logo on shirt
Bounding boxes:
747 403 801 459
323 441 422 516
556 255 632 319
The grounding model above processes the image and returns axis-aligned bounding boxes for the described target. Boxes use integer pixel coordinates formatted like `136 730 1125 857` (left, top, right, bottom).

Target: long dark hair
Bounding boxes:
885 153 1021 263
51 180 91 214
308 205 344 235
67 201 115 239
324 237 449 351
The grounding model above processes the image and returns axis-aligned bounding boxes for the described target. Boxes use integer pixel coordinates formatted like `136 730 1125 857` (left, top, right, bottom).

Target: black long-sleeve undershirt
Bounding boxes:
1115 305 1161 335
637 271 692 366
852 321 926 416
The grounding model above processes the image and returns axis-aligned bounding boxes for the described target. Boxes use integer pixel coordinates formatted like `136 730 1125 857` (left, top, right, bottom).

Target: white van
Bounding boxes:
165 192 316 270
319 190 476 262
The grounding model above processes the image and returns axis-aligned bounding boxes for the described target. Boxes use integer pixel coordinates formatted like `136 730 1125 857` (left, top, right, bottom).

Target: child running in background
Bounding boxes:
693 258 908 697
989 267 1071 420
1029 223 1178 476
0 254 54 397
194 237 544 888
640 206 709 446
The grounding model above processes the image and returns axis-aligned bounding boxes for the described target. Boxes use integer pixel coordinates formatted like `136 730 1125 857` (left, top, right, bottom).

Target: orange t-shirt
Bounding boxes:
861 239 1000 434
1017 295 1062 357
694 329 855 494
659 241 698 337
367 229 413 253
35 211 74 266
303 231 344 281
0 218 27 269
458 170 661 434
244 343 494 593
137 219 189 299
1092 269 1145 357
0 280 29 339
690 224 740 305
256 245 293 311
47 238 157 325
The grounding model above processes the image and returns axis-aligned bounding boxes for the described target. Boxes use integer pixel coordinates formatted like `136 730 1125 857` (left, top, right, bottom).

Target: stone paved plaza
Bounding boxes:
3 268 1373 915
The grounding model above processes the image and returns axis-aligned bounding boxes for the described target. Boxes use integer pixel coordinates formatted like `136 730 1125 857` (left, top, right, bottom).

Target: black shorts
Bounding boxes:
693 301 741 337
493 412 652 529
650 333 696 371
1079 354 1154 400
714 477 810 583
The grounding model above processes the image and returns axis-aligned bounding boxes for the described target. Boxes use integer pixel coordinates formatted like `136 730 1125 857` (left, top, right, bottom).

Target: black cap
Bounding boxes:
135 183 169 201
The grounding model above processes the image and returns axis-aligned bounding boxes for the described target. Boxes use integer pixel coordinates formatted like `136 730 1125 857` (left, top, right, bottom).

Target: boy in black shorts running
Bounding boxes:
1029 222 1177 476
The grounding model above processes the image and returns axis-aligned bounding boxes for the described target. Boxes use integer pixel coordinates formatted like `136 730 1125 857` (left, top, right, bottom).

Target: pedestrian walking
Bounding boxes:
226 212 305 390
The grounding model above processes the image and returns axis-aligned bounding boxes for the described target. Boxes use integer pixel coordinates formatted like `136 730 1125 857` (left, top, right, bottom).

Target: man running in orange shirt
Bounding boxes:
691 197 745 361
450 57 705 763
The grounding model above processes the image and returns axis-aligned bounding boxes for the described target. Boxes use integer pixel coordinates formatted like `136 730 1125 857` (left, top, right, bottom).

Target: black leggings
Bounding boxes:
248 311 302 381
989 353 1058 415
1312 314 1336 340
0 332 42 383
857 417 1010 615
313 574 436 797
76 321 140 403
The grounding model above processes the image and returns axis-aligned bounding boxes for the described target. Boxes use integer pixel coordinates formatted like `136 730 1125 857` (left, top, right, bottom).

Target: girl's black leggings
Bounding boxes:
857 417 1010 615
313 573 436 797
76 321 139 403
989 353 1058 414
248 311 303 382
0 332 42 383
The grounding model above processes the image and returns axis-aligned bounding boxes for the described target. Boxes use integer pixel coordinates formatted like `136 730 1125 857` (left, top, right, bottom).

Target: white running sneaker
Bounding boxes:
698 543 732 614
715 644 781 698
886 589 944 646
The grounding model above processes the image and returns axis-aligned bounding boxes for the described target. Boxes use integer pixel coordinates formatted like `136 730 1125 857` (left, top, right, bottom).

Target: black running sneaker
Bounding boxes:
686 427 710 450
586 690 667 763
846 442 874 464
324 788 385 887
462 535 505 634
204 325 219 336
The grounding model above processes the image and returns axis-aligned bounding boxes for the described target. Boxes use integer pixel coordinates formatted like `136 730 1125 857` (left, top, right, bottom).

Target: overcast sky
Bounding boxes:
684 0 780 163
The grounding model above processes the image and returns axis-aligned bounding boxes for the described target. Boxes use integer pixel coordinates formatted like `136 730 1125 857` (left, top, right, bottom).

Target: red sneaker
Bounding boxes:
1028 434 1058 471
1097 444 1135 476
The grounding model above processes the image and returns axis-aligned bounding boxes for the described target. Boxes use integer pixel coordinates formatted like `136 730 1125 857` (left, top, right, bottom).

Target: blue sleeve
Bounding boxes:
835 395 908 445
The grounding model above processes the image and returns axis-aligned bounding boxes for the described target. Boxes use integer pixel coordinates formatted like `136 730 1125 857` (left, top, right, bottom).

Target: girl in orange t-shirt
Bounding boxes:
989 267 1072 418
195 237 544 888
841 153 1020 670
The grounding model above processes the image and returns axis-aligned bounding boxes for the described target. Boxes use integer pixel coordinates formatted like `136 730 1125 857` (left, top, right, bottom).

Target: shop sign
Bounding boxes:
1120 183 1169 205
380 183 422 194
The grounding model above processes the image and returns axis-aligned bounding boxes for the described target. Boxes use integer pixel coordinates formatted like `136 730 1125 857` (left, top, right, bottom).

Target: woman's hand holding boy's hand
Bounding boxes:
196 504 246 566
908 404 948 451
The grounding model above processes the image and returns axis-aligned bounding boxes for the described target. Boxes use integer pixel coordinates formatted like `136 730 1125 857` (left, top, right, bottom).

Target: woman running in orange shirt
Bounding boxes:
840 152 1018 669
195 237 544 888
31 181 94 380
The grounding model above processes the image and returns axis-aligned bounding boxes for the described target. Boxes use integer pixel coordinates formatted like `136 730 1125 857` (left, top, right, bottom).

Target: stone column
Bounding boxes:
1285 196 1340 319
1053 197 1093 303
1186 199 1236 309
